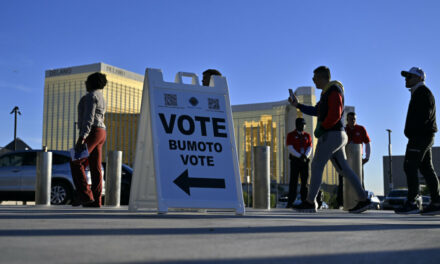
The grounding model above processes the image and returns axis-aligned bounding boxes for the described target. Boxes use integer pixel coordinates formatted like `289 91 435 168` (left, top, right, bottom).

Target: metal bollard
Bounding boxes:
344 143 363 210
105 151 122 206
252 146 270 209
35 151 52 206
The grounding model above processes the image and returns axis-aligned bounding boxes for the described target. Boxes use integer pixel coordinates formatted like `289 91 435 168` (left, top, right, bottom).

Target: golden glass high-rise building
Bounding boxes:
43 63 143 166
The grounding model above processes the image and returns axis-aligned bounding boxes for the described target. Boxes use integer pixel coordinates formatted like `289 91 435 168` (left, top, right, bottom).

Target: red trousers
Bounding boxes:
70 127 106 205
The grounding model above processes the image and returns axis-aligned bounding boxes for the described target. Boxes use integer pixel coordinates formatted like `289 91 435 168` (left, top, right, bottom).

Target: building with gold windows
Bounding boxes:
43 63 143 166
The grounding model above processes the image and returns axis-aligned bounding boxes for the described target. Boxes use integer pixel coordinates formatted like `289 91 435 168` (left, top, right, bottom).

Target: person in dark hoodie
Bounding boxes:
395 67 440 215
289 66 371 213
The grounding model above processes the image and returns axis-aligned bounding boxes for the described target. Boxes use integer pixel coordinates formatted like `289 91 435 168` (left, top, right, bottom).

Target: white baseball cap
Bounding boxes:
401 67 425 80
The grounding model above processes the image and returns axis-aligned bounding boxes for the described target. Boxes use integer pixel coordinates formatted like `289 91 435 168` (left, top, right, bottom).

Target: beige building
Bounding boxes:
43 63 143 166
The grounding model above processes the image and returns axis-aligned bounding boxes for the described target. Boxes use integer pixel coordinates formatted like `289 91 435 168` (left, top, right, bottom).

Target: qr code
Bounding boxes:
208 98 220 110
164 94 177 106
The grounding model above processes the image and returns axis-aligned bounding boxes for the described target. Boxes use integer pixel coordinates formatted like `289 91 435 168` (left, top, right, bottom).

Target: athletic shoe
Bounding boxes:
293 201 317 213
348 199 371 213
420 203 440 215
394 198 422 214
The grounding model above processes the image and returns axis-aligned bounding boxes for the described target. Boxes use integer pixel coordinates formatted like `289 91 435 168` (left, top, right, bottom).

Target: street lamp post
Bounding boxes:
386 129 393 193
10 106 21 151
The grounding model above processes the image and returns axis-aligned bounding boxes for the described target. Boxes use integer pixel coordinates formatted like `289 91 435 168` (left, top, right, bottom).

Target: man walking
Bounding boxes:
289 66 370 213
396 67 440 215
286 118 312 208
336 112 371 207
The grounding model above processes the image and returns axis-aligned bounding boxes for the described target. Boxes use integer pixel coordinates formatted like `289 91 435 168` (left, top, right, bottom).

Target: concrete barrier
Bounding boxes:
35 151 52 206
344 143 362 210
105 151 122 206
252 146 270 209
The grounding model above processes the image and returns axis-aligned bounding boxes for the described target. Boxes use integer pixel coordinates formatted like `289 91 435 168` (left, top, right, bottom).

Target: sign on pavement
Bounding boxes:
129 69 245 214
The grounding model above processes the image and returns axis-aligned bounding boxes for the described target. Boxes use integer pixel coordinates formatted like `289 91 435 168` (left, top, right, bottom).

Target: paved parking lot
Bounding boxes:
0 205 439 264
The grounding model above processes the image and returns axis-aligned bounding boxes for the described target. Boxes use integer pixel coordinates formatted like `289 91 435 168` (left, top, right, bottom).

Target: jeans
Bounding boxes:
308 130 366 203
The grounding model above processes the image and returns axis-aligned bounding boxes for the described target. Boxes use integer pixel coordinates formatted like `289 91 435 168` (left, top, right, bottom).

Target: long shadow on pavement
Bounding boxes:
0 207 439 222
1 223 440 237
126 248 440 264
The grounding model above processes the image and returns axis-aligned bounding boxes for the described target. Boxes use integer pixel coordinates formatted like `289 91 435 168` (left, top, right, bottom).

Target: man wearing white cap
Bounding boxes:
396 67 440 215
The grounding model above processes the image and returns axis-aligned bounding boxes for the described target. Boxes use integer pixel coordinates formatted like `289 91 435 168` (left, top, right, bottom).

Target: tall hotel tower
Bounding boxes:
43 63 144 166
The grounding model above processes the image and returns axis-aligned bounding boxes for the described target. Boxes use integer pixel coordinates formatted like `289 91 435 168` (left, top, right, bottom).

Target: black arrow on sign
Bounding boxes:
173 169 226 195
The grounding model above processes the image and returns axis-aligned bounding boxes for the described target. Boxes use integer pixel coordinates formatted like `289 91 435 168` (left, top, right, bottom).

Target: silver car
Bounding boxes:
0 150 104 205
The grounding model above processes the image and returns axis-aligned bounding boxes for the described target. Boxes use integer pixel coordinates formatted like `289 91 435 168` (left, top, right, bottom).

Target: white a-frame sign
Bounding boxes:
129 69 245 215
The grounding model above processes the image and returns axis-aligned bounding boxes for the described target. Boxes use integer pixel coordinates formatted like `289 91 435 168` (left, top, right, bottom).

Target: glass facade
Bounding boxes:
233 103 287 184
43 63 144 166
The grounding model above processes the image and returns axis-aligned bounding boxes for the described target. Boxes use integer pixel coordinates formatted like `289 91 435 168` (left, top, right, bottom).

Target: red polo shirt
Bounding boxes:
286 129 312 153
345 124 370 144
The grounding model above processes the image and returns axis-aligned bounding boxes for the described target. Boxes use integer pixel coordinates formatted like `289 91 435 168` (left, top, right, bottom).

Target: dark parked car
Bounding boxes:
0 150 104 205
382 189 422 210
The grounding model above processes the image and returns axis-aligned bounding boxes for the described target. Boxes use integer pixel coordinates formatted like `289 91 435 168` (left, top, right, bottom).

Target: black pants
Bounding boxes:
287 156 309 206
404 136 440 203
336 174 344 207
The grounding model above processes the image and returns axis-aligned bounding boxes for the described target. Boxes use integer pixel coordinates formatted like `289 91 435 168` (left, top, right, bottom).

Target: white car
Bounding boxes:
0 150 104 205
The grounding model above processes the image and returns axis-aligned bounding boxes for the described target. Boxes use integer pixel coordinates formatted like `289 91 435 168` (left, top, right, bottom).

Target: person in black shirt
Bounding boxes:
396 67 440 215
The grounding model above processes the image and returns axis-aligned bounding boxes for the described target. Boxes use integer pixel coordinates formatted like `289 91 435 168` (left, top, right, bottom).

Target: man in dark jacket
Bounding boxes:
396 67 440 215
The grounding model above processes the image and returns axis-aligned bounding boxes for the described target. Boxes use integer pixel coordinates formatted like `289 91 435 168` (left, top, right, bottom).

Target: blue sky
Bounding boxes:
1 0 440 195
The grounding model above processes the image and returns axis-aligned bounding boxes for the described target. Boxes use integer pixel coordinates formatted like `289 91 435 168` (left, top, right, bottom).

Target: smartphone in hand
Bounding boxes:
289 89 294 99
288 89 297 104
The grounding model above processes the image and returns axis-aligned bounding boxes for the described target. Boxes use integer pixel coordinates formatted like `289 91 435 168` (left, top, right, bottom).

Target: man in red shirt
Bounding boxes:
336 112 371 207
286 118 312 208
345 112 371 166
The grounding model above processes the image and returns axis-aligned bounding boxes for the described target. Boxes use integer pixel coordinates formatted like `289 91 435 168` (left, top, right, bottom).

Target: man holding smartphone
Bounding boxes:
289 66 371 213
